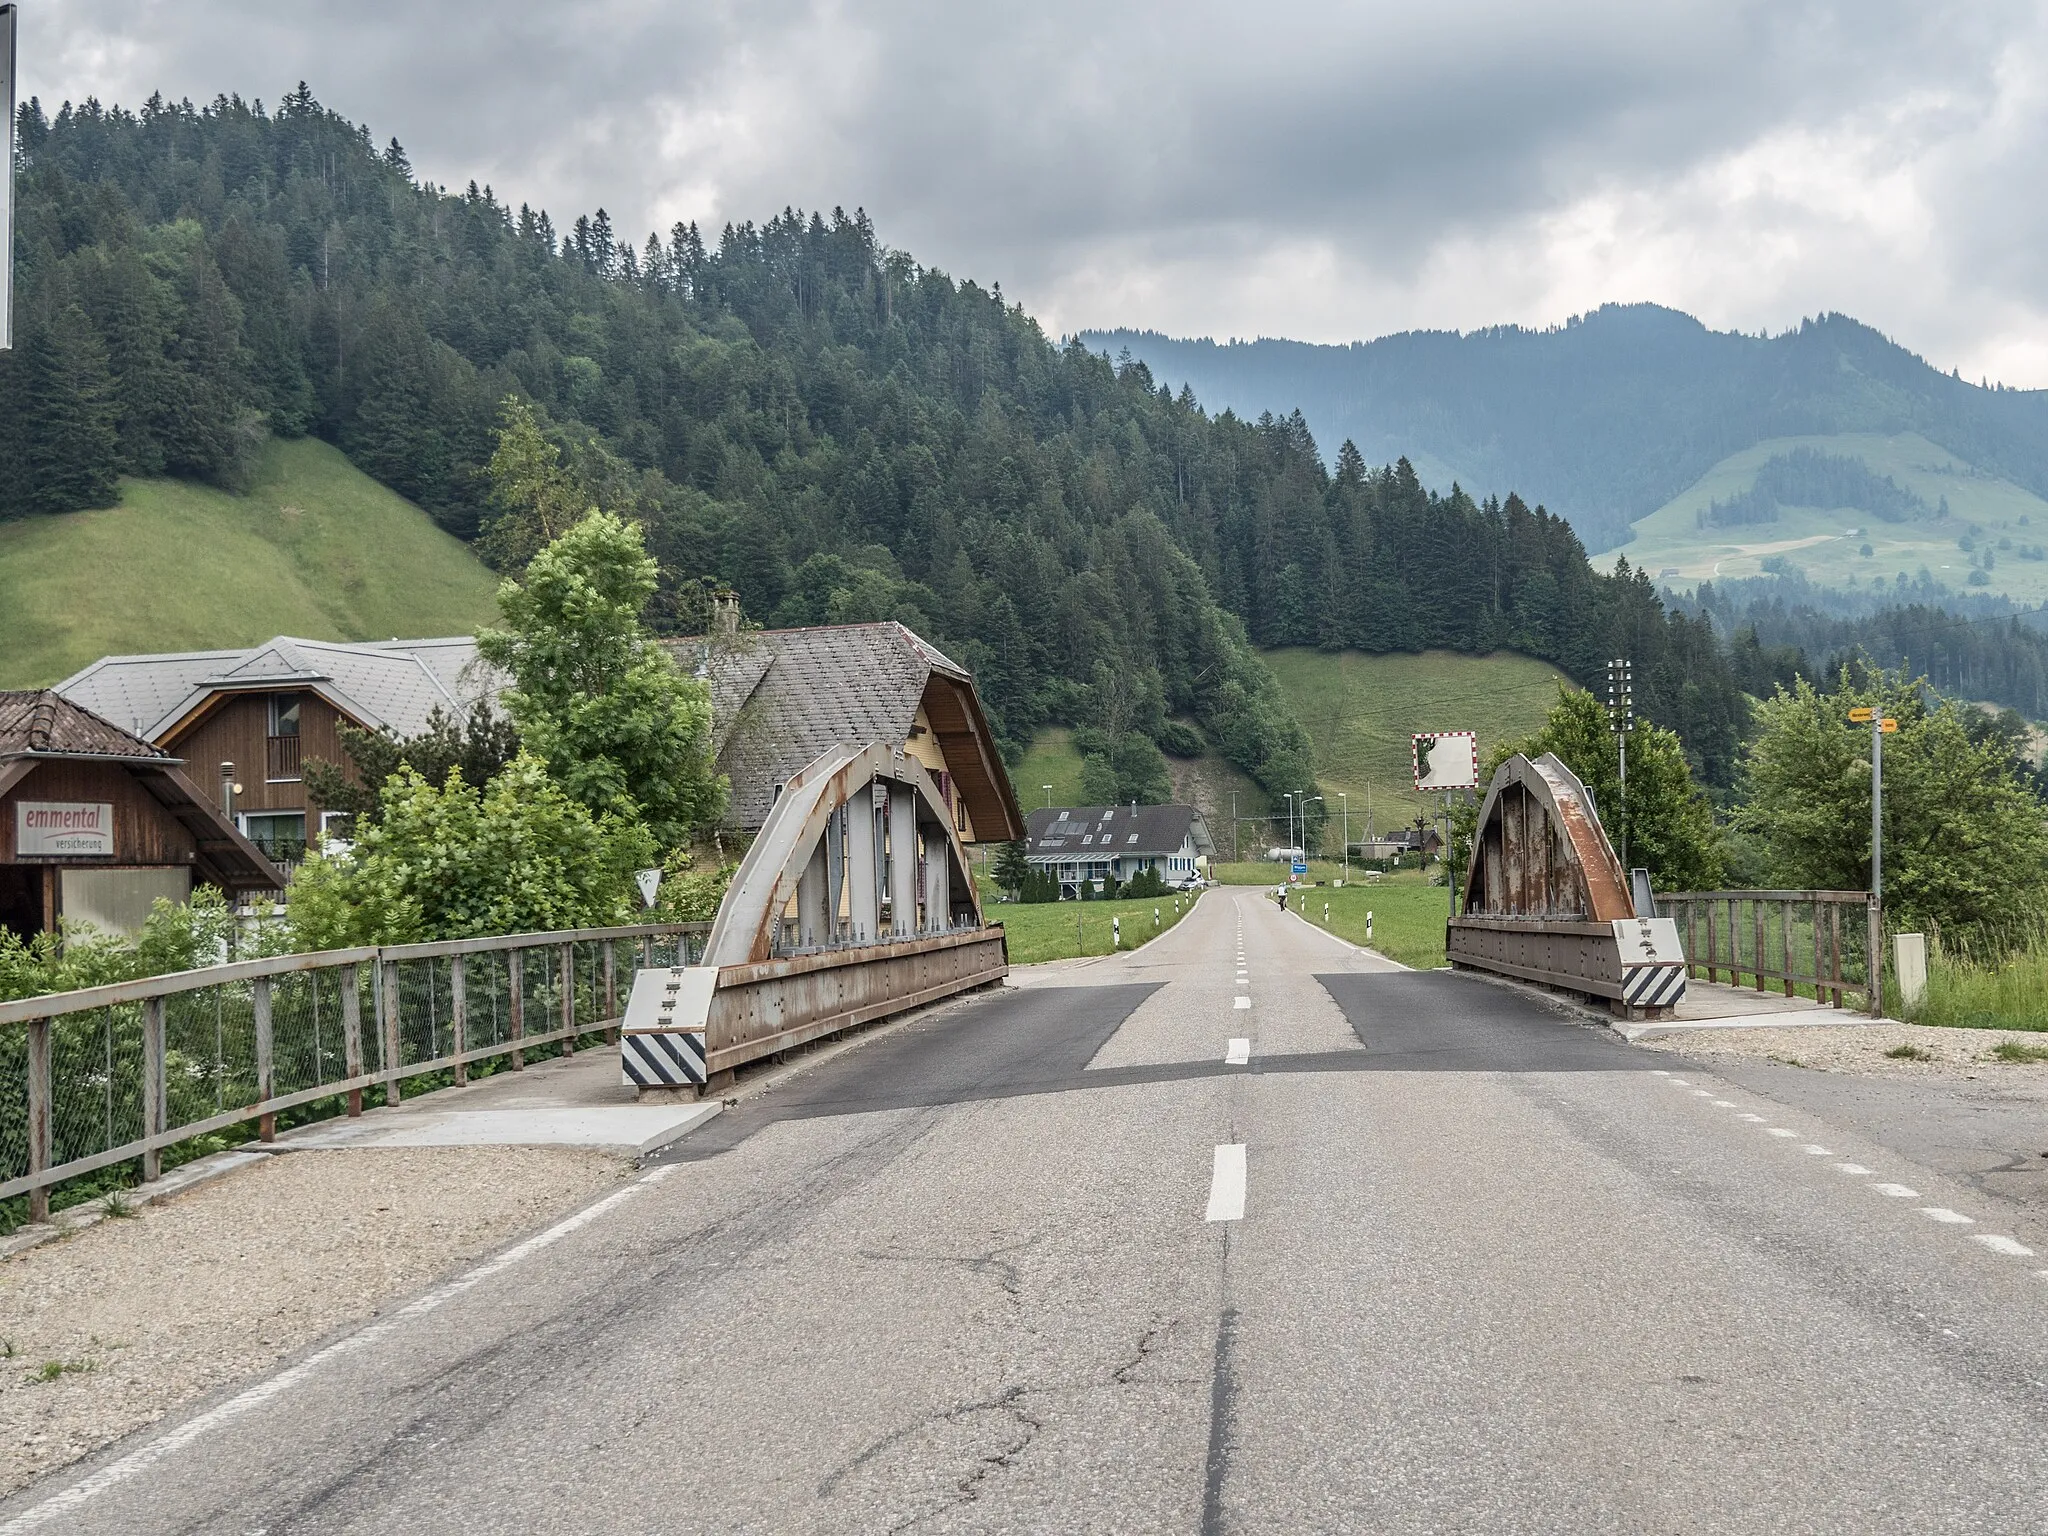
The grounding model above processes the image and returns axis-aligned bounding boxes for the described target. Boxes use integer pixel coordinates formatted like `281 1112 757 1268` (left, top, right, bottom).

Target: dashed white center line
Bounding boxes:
1691 1089 1713 1097
1972 1235 2036 1257
1206 1145 1247 1222
1801 1146 1833 1156
1766 1128 1798 1138
1737 1113 1766 1123
1233 995 1250 1009
1711 1100 1736 1108
1834 1163 1873 1176
1668 1078 1690 1086
1225 1038 1251 1065
1872 1183 1920 1198
1920 1207 1975 1225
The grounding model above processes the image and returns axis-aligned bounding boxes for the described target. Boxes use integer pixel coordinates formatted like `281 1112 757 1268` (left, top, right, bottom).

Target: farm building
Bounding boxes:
1024 804 1215 899
0 691 282 940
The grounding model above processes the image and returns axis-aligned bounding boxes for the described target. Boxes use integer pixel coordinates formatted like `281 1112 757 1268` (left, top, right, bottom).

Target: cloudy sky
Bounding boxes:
19 1 2048 385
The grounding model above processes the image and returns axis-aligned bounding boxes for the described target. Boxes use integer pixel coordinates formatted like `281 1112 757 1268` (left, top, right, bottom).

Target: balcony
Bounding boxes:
265 734 302 783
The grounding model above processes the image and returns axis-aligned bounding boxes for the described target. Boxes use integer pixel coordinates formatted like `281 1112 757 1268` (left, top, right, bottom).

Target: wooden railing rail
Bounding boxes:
1658 890 1882 1019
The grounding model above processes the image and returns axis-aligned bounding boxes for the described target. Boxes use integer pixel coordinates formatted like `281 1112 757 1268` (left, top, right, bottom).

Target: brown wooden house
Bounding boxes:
57 636 499 863
0 692 282 940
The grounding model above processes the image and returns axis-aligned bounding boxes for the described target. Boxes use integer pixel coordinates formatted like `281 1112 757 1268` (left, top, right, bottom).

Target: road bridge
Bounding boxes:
10 889 2048 1533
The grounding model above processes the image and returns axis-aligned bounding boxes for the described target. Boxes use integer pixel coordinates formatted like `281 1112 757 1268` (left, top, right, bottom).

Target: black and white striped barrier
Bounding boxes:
1621 961 1687 1009
620 967 713 1090
1617 916 1686 1012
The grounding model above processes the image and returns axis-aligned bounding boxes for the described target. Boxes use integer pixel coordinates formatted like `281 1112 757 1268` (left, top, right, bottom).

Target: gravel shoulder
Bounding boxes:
1637 1021 2048 1084
0 1146 630 1497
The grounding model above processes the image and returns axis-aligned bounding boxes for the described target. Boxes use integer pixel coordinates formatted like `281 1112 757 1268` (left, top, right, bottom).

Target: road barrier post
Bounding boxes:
450 954 468 1087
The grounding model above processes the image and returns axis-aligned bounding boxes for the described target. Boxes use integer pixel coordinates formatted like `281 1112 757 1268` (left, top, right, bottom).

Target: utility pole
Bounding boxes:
1 5 16 352
1606 659 1634 869
1340 792 1349 883
1849 704 1896 1017
1230 790 1238 863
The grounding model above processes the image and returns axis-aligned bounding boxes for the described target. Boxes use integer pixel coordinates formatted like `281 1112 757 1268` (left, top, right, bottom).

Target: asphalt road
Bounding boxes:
9 889 2048 1534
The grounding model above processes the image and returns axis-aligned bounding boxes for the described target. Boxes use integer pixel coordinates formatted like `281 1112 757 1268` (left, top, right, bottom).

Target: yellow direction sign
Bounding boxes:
1848 707 1875 723
1881 718 1898 733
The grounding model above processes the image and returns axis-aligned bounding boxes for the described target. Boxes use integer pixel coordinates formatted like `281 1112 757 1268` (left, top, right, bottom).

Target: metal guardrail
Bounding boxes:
1659 890 1882 1017
1 922 711 1224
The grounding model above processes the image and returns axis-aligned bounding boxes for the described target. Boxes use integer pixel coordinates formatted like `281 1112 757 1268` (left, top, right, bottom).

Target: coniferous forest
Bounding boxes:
0 86 1752 806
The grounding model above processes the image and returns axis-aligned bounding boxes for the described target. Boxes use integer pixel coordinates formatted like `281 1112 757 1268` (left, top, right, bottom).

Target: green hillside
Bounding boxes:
1263 649 1571 835
1603 432 2048 602
0 438 503 687
1019 649 1570 856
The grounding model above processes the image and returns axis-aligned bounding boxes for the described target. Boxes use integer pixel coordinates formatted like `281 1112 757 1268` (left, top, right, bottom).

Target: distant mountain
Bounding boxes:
1084 306 2048 554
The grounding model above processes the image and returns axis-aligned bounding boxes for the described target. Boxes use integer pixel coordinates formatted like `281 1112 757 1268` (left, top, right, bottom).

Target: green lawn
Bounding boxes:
1599 430 2048 604
1277 880 1452 970
992 891 1197 964
1011 727 1089 812
1261 648 1570 833
0 437 503 687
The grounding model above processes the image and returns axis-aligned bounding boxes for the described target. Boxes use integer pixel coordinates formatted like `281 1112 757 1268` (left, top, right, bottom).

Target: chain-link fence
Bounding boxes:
1 923 709 1227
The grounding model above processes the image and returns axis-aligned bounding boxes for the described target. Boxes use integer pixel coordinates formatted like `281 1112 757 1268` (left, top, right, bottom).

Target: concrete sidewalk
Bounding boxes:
279 1047 721 1156
1615 977 1883 1042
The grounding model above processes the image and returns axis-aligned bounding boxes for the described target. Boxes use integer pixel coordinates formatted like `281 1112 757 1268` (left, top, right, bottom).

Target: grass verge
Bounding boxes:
1903 939 2048 1032
994 892 1197 964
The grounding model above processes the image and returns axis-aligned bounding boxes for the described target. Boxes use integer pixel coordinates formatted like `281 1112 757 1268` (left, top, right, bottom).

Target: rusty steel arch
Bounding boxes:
1448 752 1687 1017
620 742 1007 1093
1460 753 1632 921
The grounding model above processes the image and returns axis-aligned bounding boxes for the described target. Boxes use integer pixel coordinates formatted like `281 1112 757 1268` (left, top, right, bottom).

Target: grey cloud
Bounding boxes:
17 1 2048 377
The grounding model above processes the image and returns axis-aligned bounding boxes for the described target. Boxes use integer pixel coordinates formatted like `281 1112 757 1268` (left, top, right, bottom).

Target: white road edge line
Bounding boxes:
1833 1163 1873 1176
1225 1038 1251 1066
0 1166 676 1533
1766 1128 1798 1138
1206 1144 1247 1222
1972 1235 2036 1257
1871 1183 1919 1197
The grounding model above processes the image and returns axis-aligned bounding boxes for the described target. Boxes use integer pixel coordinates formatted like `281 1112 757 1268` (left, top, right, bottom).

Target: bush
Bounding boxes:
1156 720 1206 758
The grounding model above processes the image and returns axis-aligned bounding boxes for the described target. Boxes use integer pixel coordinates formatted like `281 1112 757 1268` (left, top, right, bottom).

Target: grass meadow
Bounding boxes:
0 437 501 687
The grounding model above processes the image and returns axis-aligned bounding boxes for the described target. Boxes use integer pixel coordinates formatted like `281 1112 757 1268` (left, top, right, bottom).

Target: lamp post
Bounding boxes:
1302 794 1323 862
1339 792 1349 882
1282 793 1295 867
1042 784 1053 809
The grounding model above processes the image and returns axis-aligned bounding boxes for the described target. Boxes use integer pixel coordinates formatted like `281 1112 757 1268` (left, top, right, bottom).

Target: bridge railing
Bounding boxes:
0 922 711 1226
1658 890 1881 1017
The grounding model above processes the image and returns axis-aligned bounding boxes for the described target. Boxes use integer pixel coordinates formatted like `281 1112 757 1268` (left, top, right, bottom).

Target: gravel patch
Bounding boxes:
0 1146 629 1497
1641 1022 2048 1085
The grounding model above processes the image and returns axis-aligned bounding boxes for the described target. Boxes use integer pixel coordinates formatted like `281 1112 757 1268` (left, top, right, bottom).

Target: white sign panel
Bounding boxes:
17 802 116 857
1611 917 1684 965
1412 731 1478 791
0 6 15 351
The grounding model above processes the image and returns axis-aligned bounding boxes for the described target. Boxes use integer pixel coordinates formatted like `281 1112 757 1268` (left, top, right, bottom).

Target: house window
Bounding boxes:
1127 834 1139 844
266 695 303 783
240 811 307 863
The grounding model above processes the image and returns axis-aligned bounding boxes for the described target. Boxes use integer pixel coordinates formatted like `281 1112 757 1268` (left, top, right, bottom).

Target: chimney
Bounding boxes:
219 762 236 817
712 589 740 638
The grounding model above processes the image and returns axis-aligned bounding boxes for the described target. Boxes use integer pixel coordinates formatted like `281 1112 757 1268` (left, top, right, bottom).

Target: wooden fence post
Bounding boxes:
451 954 468 1087
1867 899 1885 1019
604 941 618 1045
382 959 403 1105
254 976 275 1142
26 1019 51 1225
560 942 576 1057
1828 903 1844 1008
509 947 525 1070
1779 904 1794 998
1752 902 1766 991
341 964 363 1116
141 997 165 1182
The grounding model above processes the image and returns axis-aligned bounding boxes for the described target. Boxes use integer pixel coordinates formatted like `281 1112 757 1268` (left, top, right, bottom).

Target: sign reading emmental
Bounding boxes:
16 802 115 857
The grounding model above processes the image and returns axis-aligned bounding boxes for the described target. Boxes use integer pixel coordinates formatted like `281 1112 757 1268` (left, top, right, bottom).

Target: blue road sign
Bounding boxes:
1291 861 1308 876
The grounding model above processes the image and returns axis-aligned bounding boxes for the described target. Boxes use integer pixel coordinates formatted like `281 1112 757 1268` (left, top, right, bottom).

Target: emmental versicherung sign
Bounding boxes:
16 802 115 857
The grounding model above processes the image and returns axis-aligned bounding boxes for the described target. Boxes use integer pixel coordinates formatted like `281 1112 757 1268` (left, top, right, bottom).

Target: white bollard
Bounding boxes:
1366 910 1374 941
1323 902 1330 924
1112 916 1121 949
1154 906 1161 928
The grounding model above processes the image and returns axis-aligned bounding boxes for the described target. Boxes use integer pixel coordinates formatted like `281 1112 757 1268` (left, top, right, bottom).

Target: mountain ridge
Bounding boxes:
1084 304 2048 553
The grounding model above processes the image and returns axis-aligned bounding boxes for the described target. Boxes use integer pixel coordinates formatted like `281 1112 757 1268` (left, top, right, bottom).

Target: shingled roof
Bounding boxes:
666 622 1023 839
0 691 167 761
56 636 503 743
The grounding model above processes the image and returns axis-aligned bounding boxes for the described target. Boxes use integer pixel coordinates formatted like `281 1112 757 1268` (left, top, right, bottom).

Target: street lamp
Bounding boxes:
1042 784 1054 809
1301 795 1323 861
1339 792 1349 882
